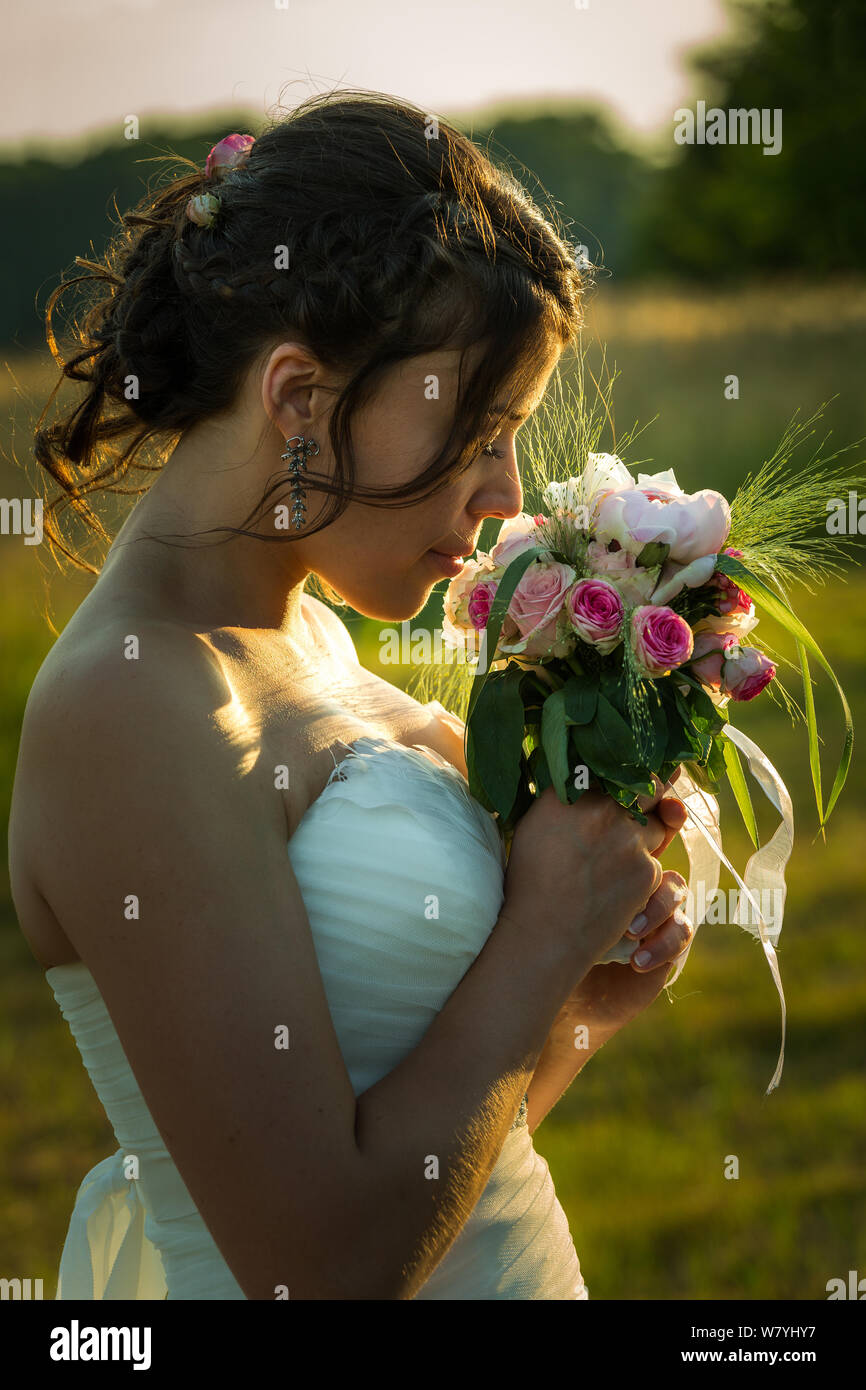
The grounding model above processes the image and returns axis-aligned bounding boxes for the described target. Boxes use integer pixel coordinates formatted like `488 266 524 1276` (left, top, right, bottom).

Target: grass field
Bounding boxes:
1 280 864 1298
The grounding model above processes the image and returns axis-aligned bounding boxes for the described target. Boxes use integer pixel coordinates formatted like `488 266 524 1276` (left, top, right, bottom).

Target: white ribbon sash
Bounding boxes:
596 725 793 1093
674 726 794 1094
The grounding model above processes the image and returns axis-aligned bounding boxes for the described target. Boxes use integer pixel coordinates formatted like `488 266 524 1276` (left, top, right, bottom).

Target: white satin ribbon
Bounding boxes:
676 726 793 1094
597 726 793 1095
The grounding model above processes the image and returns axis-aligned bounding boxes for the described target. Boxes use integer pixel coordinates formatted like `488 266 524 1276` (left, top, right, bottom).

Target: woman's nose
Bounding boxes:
475 449 523 521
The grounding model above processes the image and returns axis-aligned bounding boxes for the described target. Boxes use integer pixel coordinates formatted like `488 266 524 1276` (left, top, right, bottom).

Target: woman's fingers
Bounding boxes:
635 774 666 815
658 794 687 829
635 772 687 857
628 885 695 972
654 793 688 856
637 810 668 856
626 869 688 940
635 768 683 815
630 911 694 971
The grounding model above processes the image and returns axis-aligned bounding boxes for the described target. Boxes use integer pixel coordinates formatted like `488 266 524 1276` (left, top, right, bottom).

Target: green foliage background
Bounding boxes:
1 0 865 1301
2 282 864 1297
2 0 865 351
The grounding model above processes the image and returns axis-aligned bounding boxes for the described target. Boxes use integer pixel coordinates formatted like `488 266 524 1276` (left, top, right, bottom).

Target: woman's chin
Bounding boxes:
338 576 438 625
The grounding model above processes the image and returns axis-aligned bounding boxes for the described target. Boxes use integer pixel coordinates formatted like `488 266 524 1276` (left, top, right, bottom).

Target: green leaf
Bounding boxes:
715 553 854 828
635 686 669 766
674 683 719 762
636 540 670 567
522 725 542 758
465 725 495 813
679 675 726 731
664 732 693 765
706 733 728 782
572 702 653 792
528 744 553 795
562 675 598 725
599 661 628 713
541 687 571 803
722 736 759 848
595 693 640 764
466 667 526 819
465 545 548 730
600 779 649 823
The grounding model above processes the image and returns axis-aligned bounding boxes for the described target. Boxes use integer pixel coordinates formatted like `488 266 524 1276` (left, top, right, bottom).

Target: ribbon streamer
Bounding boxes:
676 726 793 1094
597 726 793 1095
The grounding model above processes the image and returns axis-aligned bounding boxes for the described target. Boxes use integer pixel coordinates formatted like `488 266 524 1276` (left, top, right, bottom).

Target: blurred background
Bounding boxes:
1 0 864 1299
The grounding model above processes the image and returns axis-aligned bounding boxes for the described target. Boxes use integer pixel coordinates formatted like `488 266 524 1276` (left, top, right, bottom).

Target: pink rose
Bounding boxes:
567 578 624 655
205 133 256 176
689 629 741 690
631 605 694 677
489 513 544 568
467 579 498 630
722 648 776 701
585 539 657 606
710 567 752 615
596 484 731 564
498 559 576 658
442 553 498 650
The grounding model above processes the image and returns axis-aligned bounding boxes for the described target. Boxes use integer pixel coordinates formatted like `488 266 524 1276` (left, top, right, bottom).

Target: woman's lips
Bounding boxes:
425 549 467 578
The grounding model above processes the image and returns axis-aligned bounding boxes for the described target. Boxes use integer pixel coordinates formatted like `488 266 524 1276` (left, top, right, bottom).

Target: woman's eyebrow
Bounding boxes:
488 404 529 422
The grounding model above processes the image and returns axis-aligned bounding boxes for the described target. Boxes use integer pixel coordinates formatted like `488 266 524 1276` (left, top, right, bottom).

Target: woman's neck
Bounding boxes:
96 431 313 638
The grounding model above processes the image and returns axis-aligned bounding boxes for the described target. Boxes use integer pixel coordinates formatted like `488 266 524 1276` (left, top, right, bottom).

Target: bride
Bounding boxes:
8 89 691 1300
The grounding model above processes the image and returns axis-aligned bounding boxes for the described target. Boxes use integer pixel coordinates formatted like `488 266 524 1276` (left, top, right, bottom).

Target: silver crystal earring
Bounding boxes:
279 434 319 531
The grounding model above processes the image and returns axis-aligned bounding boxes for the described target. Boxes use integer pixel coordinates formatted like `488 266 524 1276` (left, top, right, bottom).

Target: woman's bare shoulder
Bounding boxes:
13 616 240 856
24 612 230 734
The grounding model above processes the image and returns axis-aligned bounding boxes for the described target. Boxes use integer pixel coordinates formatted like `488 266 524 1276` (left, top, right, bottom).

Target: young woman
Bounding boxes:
8 90 691 1300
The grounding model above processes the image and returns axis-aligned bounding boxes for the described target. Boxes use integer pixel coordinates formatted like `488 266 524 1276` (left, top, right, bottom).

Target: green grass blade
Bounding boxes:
715 554 854 829
796 640 825 835
722 735 759 848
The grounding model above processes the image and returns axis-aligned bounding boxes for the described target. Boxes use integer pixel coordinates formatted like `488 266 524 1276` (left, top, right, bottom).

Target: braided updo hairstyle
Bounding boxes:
34 88 590 592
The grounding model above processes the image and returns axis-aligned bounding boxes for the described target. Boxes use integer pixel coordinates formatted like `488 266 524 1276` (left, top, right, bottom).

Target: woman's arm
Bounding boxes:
524 856 693 1134
525 1007 615 1134
16 623 610 1301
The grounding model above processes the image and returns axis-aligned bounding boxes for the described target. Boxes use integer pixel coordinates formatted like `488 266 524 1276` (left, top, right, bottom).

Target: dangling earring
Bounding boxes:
280 434 319 531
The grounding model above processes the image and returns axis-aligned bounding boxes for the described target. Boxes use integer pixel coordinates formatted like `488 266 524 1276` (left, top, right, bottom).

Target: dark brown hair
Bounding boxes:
34 88 590 598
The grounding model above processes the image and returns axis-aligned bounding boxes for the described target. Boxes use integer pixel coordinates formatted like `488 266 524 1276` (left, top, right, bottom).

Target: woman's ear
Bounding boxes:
261 342 328 438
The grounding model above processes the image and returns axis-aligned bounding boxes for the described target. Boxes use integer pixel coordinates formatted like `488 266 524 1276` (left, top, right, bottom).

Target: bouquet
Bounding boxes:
411 369 860 1093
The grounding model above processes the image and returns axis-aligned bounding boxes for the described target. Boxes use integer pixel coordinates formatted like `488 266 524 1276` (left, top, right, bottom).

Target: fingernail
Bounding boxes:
672 883 688 905
633 948 652 967
626 913 648 938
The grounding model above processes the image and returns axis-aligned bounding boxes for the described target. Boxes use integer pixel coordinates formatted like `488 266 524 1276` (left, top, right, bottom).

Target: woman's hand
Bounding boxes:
552 784 693 1044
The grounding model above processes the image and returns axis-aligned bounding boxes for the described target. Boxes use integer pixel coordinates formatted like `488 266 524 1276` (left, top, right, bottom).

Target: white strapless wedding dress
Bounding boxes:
45 728 589 1300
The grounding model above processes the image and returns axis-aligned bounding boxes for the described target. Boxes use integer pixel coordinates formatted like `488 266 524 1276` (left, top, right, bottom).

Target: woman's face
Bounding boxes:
275 340 562 622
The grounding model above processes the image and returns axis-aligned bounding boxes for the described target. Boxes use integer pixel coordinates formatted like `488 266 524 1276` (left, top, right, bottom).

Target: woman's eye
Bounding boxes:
481 443 505 459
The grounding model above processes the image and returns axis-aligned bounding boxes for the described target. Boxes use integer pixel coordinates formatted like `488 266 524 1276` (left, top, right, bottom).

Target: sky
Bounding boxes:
2 0 730 154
